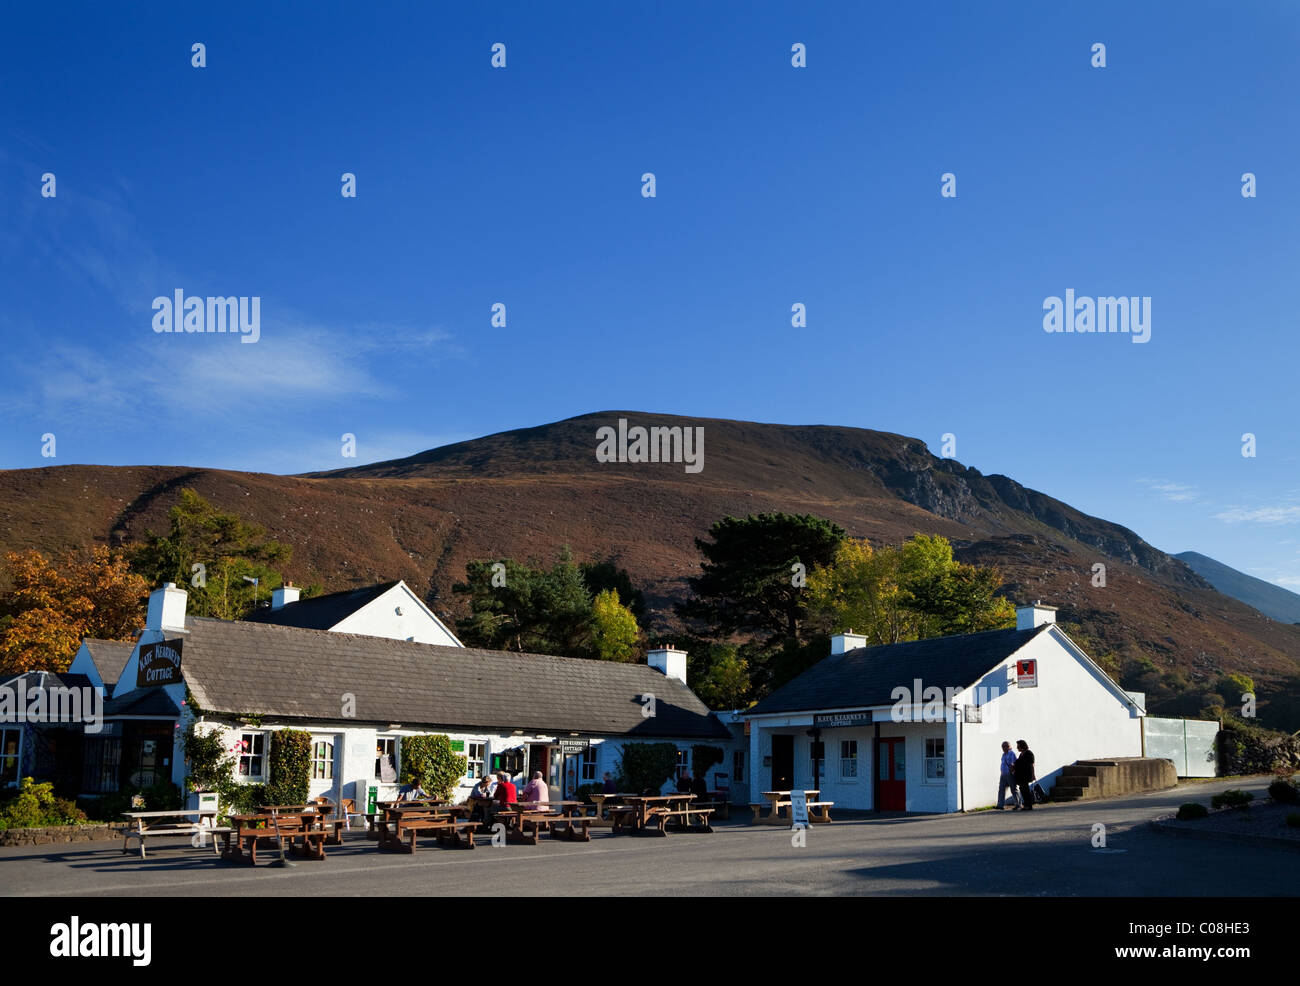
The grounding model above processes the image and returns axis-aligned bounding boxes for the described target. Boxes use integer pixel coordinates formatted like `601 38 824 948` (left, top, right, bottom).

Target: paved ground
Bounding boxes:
2 776 1295 896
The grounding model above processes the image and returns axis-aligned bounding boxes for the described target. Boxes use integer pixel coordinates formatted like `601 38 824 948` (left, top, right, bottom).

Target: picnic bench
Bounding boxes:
609 794 711 835
223 812 328 864
260 803 346 845
648 805 715 835
121 810 229 860
375 803 478 852
751 790 835 824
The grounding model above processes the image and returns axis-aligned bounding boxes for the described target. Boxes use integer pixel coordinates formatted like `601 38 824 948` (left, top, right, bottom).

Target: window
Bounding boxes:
580 746 597 782
82 737 121 793
925 738 945 782
311 740 334 780
238 732 265 779
733 749 744 784
375 736 397 781
840 740 858 779
1 728 20 787
466 742 486 779
675 749 689 780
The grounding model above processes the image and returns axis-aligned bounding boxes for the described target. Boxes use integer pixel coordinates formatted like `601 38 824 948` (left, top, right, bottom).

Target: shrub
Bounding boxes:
0 777 89 829
266 729 312 805
1267 779 1300 805
399 735 467 801
616 742 678 794
183 726 235 793
1176 802 1208 820
1211 789 1254 811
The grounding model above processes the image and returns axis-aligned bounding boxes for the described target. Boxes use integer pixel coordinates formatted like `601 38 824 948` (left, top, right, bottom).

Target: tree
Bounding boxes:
129 488 291 620
692 645 752 710
0 547 148 675
454 550 595 656
579 560 647 620
590 589 640 662
677 513 846 644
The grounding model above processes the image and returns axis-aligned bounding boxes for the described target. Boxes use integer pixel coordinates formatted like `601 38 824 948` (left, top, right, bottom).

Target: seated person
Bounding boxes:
469 773 497 820
676 770 694 795
521 770 549 806
691 773 709 799
398 778 429 802
602 772 617 794
495 771 518 805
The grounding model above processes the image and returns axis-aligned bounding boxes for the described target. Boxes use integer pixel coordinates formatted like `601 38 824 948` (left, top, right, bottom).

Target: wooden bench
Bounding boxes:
608 805 641 835
549 815 593 842
224 814 327 864
750 800 834 824
503 810 562 845
121 810 223 859
649 807 715 835
806 801 834 823
385 817 479 852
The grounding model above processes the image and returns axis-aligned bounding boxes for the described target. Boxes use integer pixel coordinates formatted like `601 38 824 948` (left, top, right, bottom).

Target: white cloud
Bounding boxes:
1137 478 1199 502
1214 505 1300 525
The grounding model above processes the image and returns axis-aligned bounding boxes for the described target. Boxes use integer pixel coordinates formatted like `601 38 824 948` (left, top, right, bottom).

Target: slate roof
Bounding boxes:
179 616 729 739
0 671 97 723
243 581 400 631
104 689 182 718
748 625 1052 716
82 639 136 690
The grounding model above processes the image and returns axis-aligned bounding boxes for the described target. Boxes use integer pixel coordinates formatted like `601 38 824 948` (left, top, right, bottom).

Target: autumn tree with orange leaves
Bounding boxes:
0 547 148 675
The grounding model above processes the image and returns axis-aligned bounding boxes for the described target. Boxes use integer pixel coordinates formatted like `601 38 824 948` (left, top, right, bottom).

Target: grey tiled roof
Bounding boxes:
244 582 400 630
179 616 729 739
748 625 1051 716
104 689 182 717
83 639 136 691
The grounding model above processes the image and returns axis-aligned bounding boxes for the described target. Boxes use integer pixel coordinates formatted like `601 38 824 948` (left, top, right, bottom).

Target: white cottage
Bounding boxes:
76 583 731 808
744 604 1149 812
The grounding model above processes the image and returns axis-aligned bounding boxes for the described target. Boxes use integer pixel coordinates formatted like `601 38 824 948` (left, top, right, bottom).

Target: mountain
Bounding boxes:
1175 552 1300 625
2 410 1298 728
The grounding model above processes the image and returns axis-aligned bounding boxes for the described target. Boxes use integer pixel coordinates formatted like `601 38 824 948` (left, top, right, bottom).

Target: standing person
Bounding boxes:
1013 740 1036 811
521 770 549 806
997 741 1022 810
602 772 617 794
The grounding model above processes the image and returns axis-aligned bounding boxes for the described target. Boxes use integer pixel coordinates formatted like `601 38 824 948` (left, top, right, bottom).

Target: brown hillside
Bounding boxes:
3 410 1298 727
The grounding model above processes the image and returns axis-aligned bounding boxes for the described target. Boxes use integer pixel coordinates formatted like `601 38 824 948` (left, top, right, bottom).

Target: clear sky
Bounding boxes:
2 2 1297 591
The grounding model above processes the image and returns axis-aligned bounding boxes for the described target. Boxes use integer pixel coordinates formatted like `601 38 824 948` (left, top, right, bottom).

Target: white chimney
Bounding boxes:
1016 601 1056 630
272 582 300 610
647 647 687 684
831 631 868 654
147 582 188 631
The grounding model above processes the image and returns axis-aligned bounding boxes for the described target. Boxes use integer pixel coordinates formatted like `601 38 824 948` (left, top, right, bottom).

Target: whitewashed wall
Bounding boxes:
328 583 462 647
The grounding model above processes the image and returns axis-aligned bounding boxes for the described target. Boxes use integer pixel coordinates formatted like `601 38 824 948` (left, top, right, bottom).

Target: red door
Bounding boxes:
878 737 906 811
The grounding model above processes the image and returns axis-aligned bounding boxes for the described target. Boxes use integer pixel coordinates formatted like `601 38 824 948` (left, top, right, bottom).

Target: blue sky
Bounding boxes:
2 2 1298 591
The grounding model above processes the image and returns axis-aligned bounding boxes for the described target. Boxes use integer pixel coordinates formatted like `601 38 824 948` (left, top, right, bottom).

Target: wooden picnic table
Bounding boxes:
260 803 345 844
120 809 226 860
607 794 700 834
374 803 478 852
753 790 834 824
224 812 328 864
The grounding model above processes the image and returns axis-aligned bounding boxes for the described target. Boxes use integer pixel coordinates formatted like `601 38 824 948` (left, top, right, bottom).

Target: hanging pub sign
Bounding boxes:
813 711 873 728
137 639 184 687
1016 659 1038 688
559 738 589 755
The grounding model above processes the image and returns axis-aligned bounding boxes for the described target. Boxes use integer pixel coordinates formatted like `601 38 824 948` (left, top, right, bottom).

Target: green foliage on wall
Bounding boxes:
691 745 725 783
399 735 468 801
616 742 678 794
267 729 312 805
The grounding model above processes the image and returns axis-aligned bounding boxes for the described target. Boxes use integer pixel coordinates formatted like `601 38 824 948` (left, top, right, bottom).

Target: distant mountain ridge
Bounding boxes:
2 410 1298 728
1175 552 1300 625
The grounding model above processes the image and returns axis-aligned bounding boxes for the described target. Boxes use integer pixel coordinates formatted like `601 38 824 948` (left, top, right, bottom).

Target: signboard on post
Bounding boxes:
136 639 183 687
789 789 810 830
1016 659 1038 688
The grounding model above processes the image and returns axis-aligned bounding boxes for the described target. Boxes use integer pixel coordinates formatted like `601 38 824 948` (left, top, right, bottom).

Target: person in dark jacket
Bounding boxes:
1013 740 1036 811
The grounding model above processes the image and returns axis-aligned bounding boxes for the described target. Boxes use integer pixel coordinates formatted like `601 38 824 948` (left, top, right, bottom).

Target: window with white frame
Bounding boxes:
237 732 265 779
840 740 858 779
466 742 486 779
580 746 597 782
732 749 744 784
311 739 334 780
1 728 20 787
925 738 945 782
375 736 397 780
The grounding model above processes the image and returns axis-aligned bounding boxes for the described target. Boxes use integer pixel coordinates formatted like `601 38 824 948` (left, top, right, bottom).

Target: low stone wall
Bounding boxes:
1083 757 1178 797
0 823 125 847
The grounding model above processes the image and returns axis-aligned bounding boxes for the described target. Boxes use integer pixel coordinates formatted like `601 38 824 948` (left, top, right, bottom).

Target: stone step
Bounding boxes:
1051 785 1089 800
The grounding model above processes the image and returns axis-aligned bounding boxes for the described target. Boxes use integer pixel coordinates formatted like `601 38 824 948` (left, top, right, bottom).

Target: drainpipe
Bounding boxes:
954 702 964 813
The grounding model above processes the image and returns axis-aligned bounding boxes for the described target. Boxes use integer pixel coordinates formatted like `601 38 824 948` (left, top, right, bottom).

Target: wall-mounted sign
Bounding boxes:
963 706 983 723
1016 659 1038 688
136 639 183 687
559 739 589 755
813 711 873 728
449 740 465 752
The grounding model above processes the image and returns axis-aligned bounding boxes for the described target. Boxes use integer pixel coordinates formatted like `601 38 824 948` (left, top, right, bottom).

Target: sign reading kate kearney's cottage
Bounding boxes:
136 639 184 687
